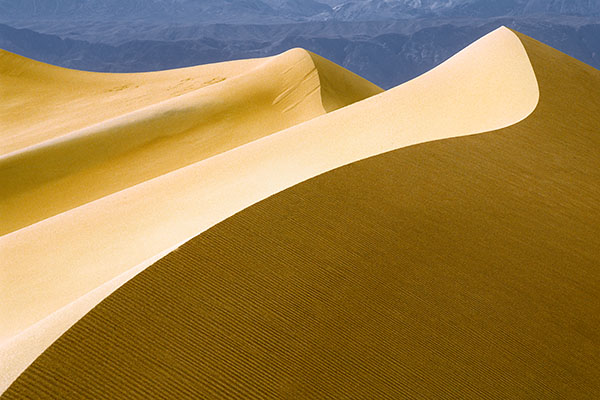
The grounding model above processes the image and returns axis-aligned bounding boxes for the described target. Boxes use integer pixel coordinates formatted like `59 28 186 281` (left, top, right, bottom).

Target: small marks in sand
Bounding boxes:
107 84 131 93
169 77 227 96
203 77 226 86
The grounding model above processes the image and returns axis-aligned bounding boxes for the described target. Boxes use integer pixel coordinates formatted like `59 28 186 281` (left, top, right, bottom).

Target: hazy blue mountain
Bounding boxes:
264 0 332 17
522 0 600 15
2 19 599 89
329 0 600 20
2 0 600 25
0 0 287 23
1 0 599 91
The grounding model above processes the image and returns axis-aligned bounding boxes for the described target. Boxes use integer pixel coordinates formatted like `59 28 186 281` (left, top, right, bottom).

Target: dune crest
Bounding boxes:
4 27 599 399
0 48 381 235
0 26 538 394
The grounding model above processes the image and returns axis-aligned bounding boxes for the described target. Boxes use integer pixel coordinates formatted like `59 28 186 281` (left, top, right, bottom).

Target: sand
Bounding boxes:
1 48 381 235
0 27 540 394
4 29 598 399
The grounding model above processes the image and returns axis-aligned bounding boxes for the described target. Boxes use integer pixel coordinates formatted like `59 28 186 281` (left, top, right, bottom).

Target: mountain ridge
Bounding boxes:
2 19 599 90
2 0 600 23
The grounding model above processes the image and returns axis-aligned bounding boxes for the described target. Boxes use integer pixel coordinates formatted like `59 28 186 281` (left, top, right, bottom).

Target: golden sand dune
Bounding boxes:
0 48 381 235
0 48 379 154
1 52 258 154
0 27 540 393
4 29 598 399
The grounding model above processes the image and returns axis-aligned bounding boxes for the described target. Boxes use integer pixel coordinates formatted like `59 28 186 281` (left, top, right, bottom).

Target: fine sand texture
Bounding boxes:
0 48 382 235
0 27 539 393
4 31 598 398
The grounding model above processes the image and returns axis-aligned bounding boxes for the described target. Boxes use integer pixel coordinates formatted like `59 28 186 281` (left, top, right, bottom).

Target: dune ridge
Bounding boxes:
0 51 259 154
0 48 381 235
0 26 539 394
3 29 598 399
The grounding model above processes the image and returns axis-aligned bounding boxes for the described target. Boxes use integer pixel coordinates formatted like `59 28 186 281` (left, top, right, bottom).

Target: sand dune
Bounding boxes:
0 27 540 393
0 48 380 155
0 48 381 235
4 28 598 398
1 52 258 155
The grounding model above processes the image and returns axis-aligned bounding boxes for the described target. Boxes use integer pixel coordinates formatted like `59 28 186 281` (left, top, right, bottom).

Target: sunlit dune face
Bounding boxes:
0 47 382 236
0 54 262 155
0 27 549 395
3 25 599 399
0 44 382 393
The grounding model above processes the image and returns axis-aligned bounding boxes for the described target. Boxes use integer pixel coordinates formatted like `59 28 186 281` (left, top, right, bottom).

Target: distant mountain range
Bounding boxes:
328 0 600 20
2 0 600 24
1 0 599 89
2 18 599 89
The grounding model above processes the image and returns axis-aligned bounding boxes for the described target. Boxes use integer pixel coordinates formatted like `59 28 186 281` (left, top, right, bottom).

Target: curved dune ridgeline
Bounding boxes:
0 27 540 393
3 30 599 398
0 48 382 235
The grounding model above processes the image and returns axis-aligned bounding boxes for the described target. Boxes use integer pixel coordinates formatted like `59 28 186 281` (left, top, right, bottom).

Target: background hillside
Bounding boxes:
2 0 600 22
1 1 599 88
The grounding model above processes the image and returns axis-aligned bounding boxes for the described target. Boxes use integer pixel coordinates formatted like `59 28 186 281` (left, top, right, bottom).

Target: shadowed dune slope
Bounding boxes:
0 48 382 235
0 27 539 393
4 32 599 398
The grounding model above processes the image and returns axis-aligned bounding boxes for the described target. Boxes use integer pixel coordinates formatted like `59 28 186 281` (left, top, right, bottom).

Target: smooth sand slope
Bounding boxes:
0 48 382 235
4 30 598 399
0 27 539 393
